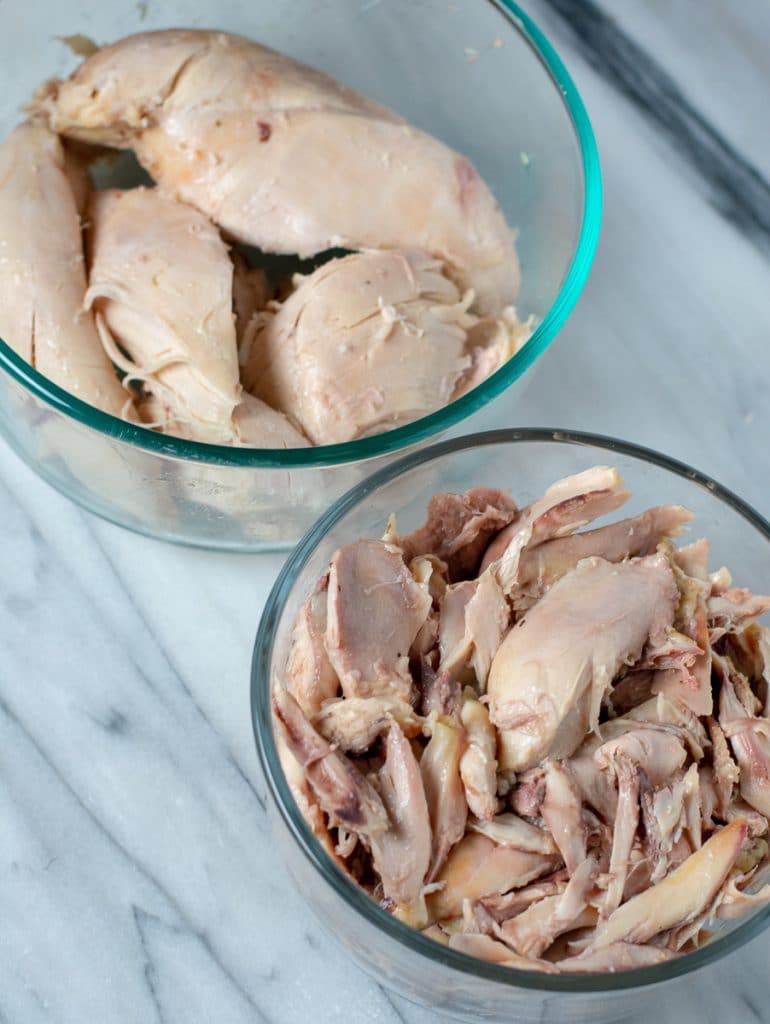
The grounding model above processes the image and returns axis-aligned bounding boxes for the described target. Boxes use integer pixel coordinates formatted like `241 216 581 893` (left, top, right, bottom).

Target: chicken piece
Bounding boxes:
480 466 630 582
477 877 568 922
326 540 431 701
674 538 710 581
716 870 770 920
419 665 461 719
398 488 519 582
708 588 770 643
421 716 468 881
34 30 519 313
720 673 770 818
315 697 424 754
439 573 509 690
512 505 693 611
567 756 618 824
468 814 557 855
707 717 740 818
231 250 269 344
230 392 309 448
540 762 587 873
283 577 339 716
652 564 712 716
509 767 547 818
586 819 748 951
602 756 640 916
557 943 677 972
488 554 679 772
0 121 128 416
242 250 522 444
275 732 341 866
447 933 557 971
593 727 687 789
459 694 499 819
428 832 560 921
623 695 710 761
86 187 241 442
272 687 388 838
369 723 431 924
451 307 533 399
501 859 596 958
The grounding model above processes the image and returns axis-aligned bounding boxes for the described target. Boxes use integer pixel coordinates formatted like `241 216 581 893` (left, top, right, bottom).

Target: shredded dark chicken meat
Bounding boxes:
273 466 770 973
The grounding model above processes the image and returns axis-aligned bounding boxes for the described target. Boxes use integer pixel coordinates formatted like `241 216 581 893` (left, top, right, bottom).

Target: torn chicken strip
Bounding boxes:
653 561 713 716
540 762 587 873
469 814 557 856
447 933 557 972
624 695 710 760
0 121 128 416
315 697 424 755
511 505 693 611
567 756 618 824
272 687 388 839
586 819 748 951
674 538 710 581
477 876 568 922
398 488 518 582
428 832 561 921
501 859 597 958
488 553 679 772
326 540 431 701
708 588 770 644
594 726 688 789
716 869 770 920
35 30 519 313
720 670 770 817
86 187 243 443
707 717 740 818
509 767 546 817
421 715 468 881
459 694 499 819
602 756 640 916
641 767 699 884
275 731 341 866
369 723 431 925
284 576 339 716
451 307 533 400
439 572 509 690
558 943 678 973
481 465 630 583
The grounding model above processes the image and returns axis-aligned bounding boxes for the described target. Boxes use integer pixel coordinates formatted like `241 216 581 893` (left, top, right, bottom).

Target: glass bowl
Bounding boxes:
252 429 770 1023
0 0 600 550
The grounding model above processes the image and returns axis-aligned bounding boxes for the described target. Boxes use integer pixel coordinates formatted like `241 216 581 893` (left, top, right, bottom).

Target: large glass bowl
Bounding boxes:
0 0 600 550
252 430 770 1023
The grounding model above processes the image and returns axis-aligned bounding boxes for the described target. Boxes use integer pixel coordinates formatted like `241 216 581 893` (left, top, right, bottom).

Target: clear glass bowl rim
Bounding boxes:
0 0 602 469
252 427 770 995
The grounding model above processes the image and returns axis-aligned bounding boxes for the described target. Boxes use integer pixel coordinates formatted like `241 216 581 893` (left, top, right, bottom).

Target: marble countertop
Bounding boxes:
2 1 770 1022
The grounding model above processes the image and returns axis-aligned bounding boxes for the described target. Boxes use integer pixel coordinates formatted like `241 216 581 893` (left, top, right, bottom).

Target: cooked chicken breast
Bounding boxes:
35 29 519 313
0 121 127 416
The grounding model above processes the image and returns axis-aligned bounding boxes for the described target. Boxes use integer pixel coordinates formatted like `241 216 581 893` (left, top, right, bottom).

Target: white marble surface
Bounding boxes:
2 2 770 1022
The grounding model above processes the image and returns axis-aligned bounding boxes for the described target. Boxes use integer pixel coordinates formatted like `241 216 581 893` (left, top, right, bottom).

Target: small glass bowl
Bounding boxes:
252 430 770 1023
0 0 600 550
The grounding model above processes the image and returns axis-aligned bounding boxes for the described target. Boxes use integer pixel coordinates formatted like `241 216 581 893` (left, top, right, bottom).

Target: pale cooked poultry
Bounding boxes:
33 29 520 314
0 121 129 417
241 250 529 444
274 467 770 973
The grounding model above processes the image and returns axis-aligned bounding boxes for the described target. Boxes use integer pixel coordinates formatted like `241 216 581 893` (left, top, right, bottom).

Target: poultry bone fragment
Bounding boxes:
0 121 129 417
85 186 306 447
326 539 431 701
241 250 529 444
488 553 679 772
34 29 520 313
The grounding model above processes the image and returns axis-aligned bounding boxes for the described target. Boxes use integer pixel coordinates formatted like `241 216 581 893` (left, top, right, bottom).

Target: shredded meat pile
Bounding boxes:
273 467 770 973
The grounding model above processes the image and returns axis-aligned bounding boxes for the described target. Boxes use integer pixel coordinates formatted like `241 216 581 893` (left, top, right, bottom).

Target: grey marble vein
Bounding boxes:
542 0 770 251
